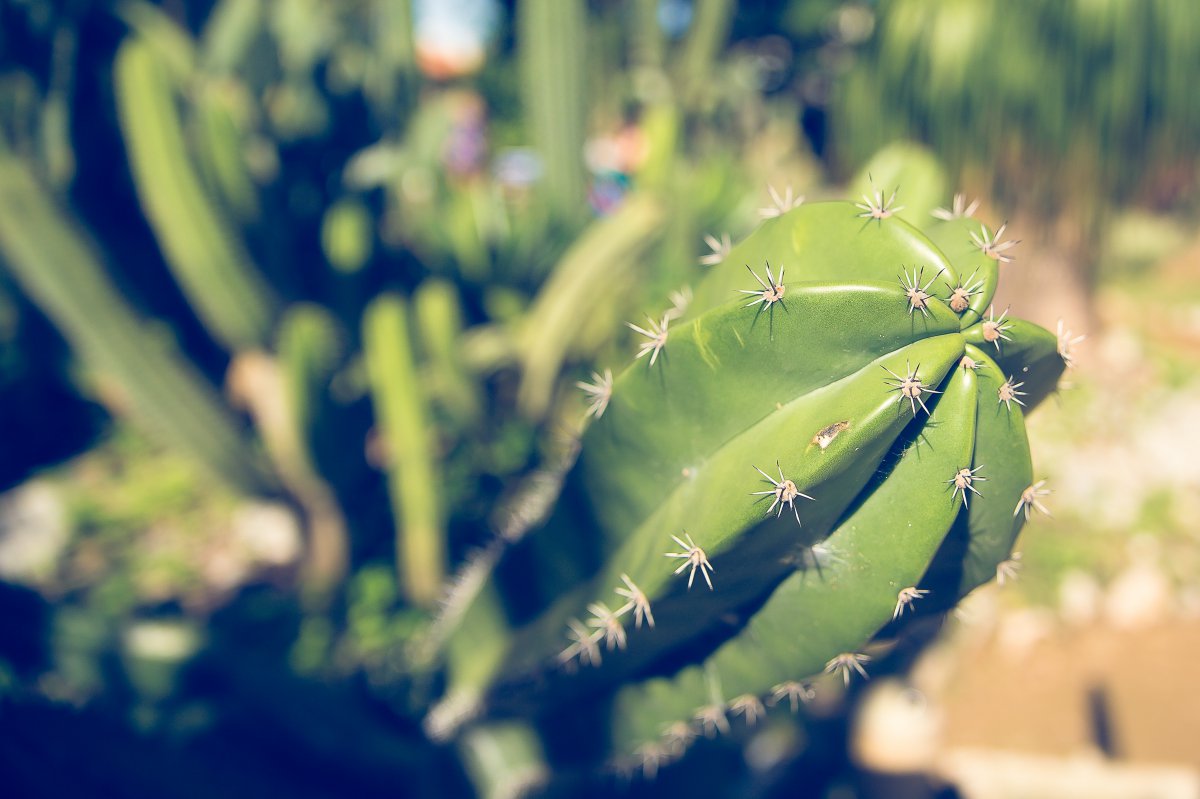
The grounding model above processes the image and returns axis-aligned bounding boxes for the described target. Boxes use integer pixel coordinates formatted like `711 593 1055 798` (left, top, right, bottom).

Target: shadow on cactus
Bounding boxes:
429 197 1072 786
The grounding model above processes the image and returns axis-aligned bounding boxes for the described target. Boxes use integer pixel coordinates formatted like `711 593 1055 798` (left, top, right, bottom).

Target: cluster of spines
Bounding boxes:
557 574 655 669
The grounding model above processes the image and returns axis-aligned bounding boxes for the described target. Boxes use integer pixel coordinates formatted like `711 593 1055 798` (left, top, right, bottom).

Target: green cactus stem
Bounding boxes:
363 293 445 607
518 0 587 217
0 145 273 493
114 36 278 351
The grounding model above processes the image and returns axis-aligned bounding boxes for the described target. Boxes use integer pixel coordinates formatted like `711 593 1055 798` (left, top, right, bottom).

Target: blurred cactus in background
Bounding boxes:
0 0 1194 797
834 0 1200 323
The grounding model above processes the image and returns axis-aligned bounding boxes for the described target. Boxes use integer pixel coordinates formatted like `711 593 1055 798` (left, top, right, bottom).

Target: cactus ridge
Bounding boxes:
608 357 979 762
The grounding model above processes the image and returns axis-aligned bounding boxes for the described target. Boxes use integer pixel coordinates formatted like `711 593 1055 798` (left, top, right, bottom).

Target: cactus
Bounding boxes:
432 198 1068 775
518 0 587 218
0 144 274 494
114 36 278 351
363 293 446 607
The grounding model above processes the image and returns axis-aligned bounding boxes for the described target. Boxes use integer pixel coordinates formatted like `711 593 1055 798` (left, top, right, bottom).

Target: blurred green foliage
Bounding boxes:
835 0 1200 220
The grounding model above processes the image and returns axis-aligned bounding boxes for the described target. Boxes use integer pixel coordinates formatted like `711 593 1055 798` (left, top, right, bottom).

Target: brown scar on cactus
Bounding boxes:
947 464 987 507
981 304 1014 351
751 461 816 525
883 360 942 415
810 420 852 451
899 266 940 317
665 532 714 590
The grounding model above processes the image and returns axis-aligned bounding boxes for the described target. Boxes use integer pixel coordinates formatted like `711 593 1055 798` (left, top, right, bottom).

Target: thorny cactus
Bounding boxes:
428 192 1079 785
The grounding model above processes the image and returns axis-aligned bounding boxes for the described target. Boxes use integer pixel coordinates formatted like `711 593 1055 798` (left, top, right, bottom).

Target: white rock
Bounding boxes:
851 679 942 773
231 501 301 566
0 481 68 583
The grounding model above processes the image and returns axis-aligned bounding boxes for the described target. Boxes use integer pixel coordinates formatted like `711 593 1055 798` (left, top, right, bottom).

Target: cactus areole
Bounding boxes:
438 200 1070 774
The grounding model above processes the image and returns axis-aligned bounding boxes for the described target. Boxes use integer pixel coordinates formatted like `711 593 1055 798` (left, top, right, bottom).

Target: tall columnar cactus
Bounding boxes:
363 293 446 607
0 145 275 494
114 36 278 351
518 0 587 218
432 197 1072 776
